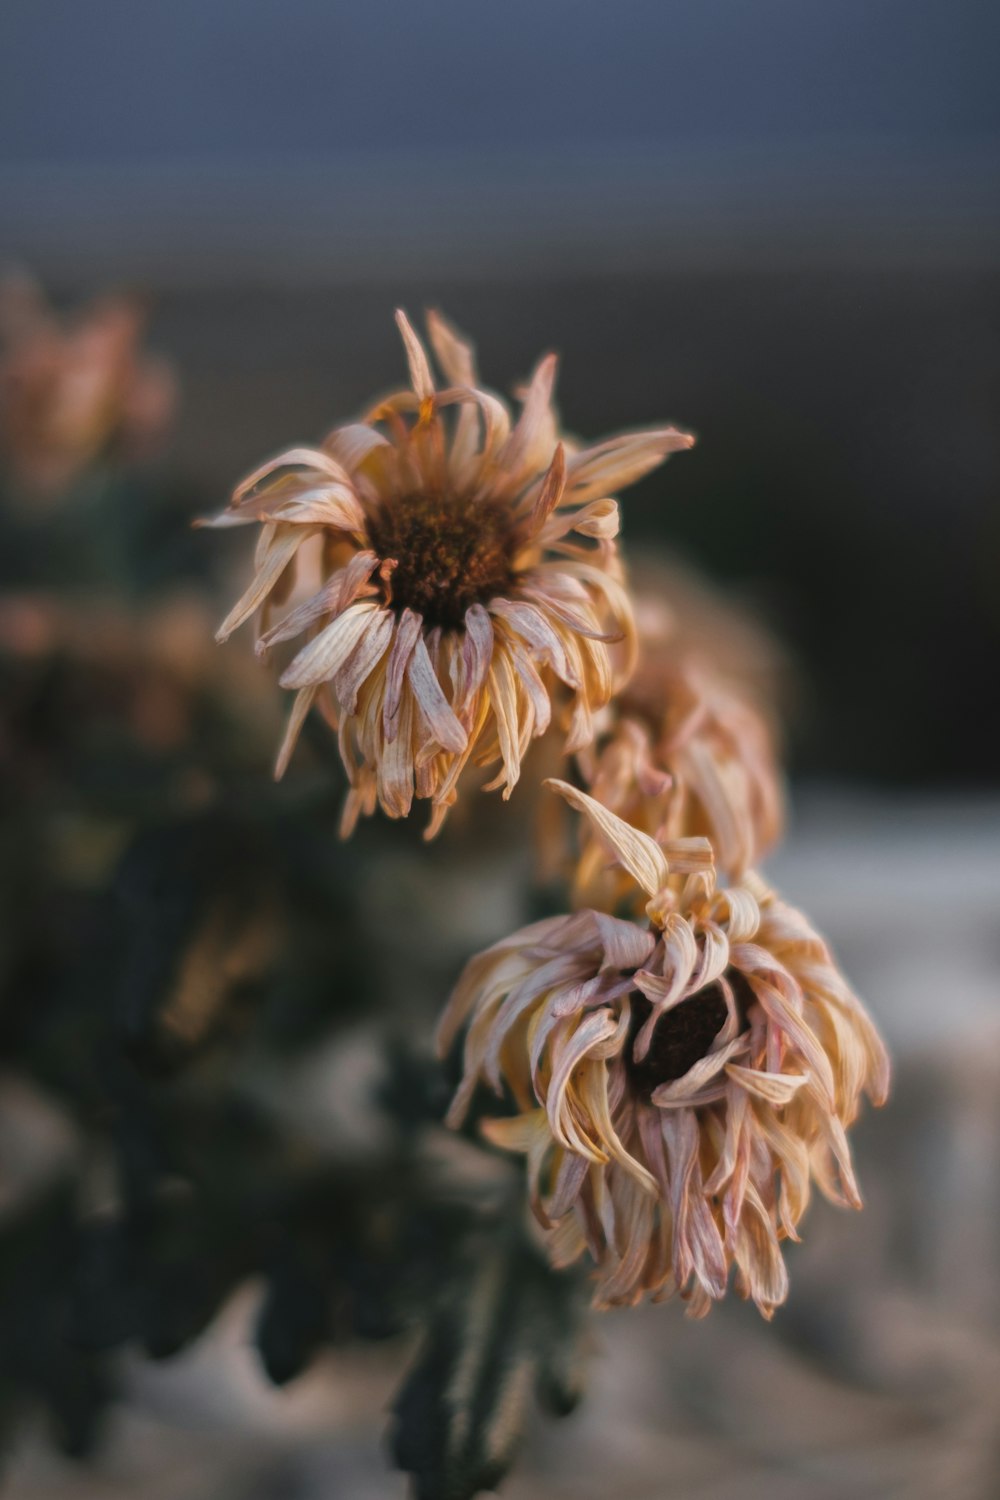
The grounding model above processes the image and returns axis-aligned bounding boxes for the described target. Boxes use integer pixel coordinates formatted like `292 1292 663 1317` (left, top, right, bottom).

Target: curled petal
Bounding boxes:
545 779 670 897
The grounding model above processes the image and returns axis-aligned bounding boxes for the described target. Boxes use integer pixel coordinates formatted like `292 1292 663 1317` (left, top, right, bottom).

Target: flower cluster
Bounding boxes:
210 310 889 1316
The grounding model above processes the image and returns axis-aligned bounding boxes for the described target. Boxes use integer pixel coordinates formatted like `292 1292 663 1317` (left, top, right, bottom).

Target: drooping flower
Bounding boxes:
569 580 785 899
205 310 693 835
439 781 888 1316
0 273 175 496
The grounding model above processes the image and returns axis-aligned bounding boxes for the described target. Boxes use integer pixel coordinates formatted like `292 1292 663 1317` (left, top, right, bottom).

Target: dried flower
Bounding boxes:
206 310 692 835
0 274 175 496
561 576 786 902
439 781 888 1316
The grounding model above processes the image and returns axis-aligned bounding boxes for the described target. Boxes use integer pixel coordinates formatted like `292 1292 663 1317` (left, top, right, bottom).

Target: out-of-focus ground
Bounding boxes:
4 789 999 1500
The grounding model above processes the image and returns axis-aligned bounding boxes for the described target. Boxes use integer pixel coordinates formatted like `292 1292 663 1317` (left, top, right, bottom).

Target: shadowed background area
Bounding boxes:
1 3 999 1498
3 0 997 787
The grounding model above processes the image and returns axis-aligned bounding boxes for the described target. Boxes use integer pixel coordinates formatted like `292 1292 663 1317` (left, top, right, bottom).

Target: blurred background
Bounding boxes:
1 3 998 1498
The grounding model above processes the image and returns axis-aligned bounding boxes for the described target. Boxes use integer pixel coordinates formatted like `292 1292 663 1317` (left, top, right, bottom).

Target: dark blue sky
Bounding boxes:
1 0 998 165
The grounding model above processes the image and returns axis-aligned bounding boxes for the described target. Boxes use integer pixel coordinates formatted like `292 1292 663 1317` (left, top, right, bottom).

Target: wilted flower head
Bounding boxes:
439 781 888 1316
206 310 692 835
0 274 175 496
570 585 785 897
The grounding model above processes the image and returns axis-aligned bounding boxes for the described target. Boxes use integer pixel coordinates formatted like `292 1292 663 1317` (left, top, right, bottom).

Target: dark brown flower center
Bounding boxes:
625 968 755 1100
366 490 515 629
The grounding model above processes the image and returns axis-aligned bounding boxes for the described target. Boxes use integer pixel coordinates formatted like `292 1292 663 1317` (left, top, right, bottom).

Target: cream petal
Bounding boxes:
278 602 381 689
724 1064 810 1105
376 683 415 821
394 308 434 399
425 307 477 385
257 550 380 654
216 524 320 642
564 427 694 507
488 599 579 687
381 608 423 743
546 1012 618 1159
499 351 558 480
320 422 391 472
592 911 658 971
486 647 522 796
407 632 467 754
273 686 318 780
650 1035 749 1107
334 607 394 713
231 445 354 503
458 604 494 711
545 779 670 898
527 443 567 534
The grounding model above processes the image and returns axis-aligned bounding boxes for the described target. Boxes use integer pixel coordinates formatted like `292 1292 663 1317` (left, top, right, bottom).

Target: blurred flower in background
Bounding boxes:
0 272 175 500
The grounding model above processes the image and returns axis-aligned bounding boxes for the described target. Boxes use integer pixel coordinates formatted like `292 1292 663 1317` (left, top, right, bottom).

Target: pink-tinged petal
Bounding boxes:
546 1012 618 1159
278 602 381 689
334 607 394 713
458 603 494 710
499 351 558 479
724 1064 809 1105
273 686 318 780
488 599 579 687
549 972 610 1019
734 965 837 1107
425 307 477 385
527 443 566 534
519 578 618 642
432 384 513 469
483 955 590 1089
506 639 552 737
215 525 319 642
395 308 434 400
231 446 354 504
564 427 695 507
406 633 467 754
538 496 620 548
257 550 380 654
231 482 365 532
376 682 415 821
592 912 657 972
704 1085 750 1196
650 1035 749 1107
545 779 670 898
486 647 522 795
578 1066 658 1194
382 608 423 742
733 1181 788 1315
547 1149 589 1220
633 912 700 1025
